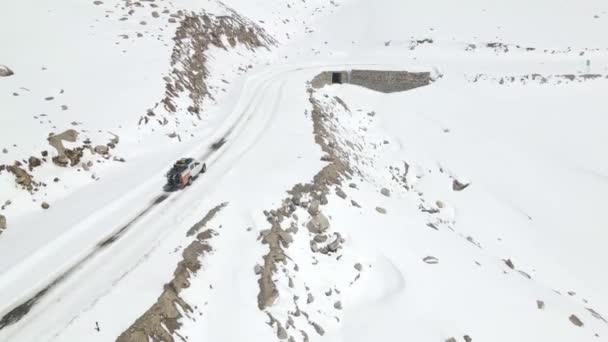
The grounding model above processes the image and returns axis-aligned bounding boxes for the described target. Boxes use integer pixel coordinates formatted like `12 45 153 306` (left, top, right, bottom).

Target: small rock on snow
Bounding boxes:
452 179 470 191
423 256 439 264
569 314 584 327
254 264 263 275
375 207 387 214
0 65 14 77
537 300 545 310
277 325 288 340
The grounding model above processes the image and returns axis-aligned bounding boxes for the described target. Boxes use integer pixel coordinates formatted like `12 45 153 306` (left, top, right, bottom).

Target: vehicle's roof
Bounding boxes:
175 157 194 165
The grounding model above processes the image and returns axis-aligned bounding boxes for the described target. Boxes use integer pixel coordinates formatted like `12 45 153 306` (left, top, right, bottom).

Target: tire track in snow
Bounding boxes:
0 62 283 332
0 136 232 331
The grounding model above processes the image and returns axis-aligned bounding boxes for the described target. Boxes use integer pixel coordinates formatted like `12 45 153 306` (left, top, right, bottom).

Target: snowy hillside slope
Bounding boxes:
1 0 608 341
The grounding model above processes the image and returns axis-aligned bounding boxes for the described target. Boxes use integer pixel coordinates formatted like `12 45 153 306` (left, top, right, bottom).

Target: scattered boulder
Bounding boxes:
354 263 363 271
2 148 7 154
0 214 6 231
537 300 545 310
335 187 347 199
380 188 391 197
1 200 11 210
464 335 472 342
307 199 320 216
94 145 109 155
351 200 361 208
503 259 515 269
375 206 387 214
334 301 342 310
423 256 439 264
63 147 84 166
319 233 342 254
277 324 287 340
306 213 329 234
28 156 42 171
313 234 328 243
445 339 457 342
452 179 470 191
41 202 50 209
0 65 14 77
254 264 263 275
569 314 584 327
311 322 325 336
307 293 314 304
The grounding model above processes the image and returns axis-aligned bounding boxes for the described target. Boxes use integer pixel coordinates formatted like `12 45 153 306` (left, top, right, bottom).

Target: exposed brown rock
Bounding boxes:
41 202 50 209
28 156 42 171
256 92 354 313
117 204 225 342
142 11 275 130
47 129 79 166
7 164 33 190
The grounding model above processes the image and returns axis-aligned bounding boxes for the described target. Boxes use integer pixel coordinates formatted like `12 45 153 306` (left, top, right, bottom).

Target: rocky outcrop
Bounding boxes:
140 9 275 128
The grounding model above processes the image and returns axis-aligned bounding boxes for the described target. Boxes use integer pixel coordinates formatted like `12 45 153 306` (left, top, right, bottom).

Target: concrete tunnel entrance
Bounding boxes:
312 69 432 93
331 72 342 84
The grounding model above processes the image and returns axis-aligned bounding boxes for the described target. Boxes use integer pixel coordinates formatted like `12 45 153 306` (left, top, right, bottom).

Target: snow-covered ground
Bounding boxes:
1 0 608 341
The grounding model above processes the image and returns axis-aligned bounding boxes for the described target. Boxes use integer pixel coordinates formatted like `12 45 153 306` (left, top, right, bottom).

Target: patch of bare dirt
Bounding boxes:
117 203 226 342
